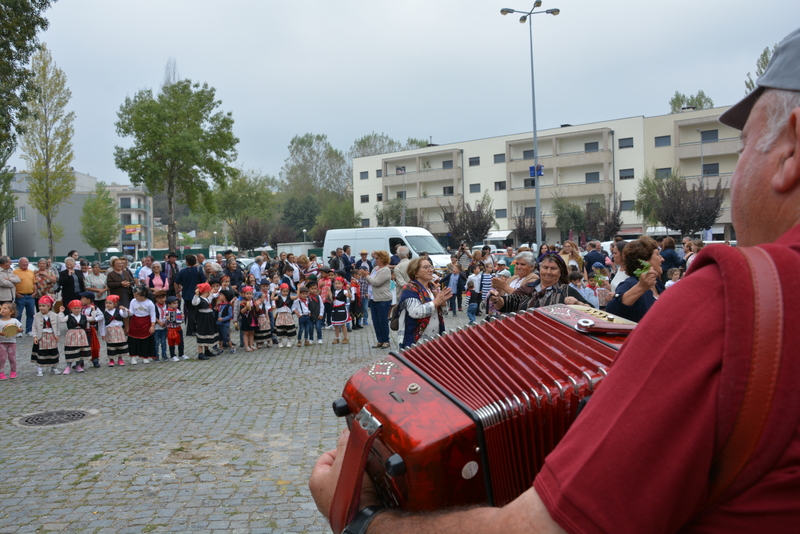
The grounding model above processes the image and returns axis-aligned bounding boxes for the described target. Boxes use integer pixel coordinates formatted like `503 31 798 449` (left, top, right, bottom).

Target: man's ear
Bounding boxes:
774 107 800 193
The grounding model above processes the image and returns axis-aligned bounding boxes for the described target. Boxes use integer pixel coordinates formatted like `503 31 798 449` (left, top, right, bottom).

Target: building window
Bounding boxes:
585 172 600 184
376 193 383 202
702 163 720 176
376 169 382 178
443 186 454 196
493 153 506 164
524 206 536 218
495 209 507 219
396 166 406 175
443 160 453 169
15 207 25 222
585 142 599 152
469 157 480 167
469 183 481 193
360 171 368 180
655 135 671 147
701 129 719 143
619 168 634 180
656 167 672 179
523 149 534 160
360 195 369 203
120 197 131 209
494 181 506 191
524 178 535 188
618 137 634 149
122 214 132 225
361 219 370 228
620 200 635 211
397 191 406 199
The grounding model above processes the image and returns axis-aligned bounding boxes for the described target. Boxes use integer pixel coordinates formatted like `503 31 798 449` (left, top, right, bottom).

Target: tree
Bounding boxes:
669 90 714 113
236 217 271 254
745 45 777 94
268 223 298 249
634 169 663 230
550 191 585 239
513 208 546 247
441 192 495 246
0 0 53 153
19 43 76 259
200 168 277 250
0 148 17 251
282 194 320 237
280 133 348 203
655 174 726 238
114 73 239 253
80 182 121 259
600 194 623 241
314 201 361 234
584 200 605 241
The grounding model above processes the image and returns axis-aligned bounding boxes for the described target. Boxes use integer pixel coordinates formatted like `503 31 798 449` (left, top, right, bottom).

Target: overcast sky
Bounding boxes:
7 0 799 185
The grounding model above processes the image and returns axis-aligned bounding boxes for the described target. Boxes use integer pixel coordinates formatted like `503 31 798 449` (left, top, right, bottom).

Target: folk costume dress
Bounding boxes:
331 288 350 326
82 304 103 362
254 299 272 344
192 295 219 347
99 308 129 360
127 298 157 359
59 313 90 363
273 295 297 338
31 311 60 367
238 298 258 332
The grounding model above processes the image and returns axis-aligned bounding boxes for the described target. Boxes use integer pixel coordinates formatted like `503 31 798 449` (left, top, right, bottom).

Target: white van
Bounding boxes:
323 227 451 272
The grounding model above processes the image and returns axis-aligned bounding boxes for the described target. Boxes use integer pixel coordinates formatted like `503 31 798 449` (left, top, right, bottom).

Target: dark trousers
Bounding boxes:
154 329 167 358
456 293 463 310
183 299 198 335
371 300 392 344
298 315 312 341
324 302 333 326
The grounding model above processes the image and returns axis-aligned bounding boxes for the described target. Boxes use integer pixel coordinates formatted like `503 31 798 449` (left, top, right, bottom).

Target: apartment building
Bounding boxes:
106 183 153 258
352 106 740 247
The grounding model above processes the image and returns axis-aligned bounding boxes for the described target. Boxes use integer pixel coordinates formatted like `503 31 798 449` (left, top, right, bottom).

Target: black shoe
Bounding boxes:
92 360 101 368
205 349 216 358
198 354 210 360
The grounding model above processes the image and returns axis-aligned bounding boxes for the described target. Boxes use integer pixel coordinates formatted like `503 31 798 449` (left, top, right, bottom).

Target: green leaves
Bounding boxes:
669 90 714 114
80 182 121 257
633 259 651 278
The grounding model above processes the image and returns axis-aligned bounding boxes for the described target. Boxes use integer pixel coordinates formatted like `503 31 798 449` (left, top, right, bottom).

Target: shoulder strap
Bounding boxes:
695 245 788 510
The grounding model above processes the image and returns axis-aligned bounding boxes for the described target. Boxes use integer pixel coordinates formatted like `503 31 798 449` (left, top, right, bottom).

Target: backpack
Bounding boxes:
390 300 405 331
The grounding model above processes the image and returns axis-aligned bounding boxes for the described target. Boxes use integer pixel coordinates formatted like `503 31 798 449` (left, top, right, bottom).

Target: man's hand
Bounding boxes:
309 428 380 520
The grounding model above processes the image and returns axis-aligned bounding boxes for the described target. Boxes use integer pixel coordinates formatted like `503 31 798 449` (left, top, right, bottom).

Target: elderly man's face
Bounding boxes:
731 97 788 246
144 257 152 267
19 258 29 269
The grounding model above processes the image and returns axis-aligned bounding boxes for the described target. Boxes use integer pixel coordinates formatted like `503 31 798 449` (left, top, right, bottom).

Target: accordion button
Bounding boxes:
331 397 351 417
385 454 406 477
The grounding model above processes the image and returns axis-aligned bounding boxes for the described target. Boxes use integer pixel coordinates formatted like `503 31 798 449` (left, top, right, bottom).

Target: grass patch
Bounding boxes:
142 524 166 533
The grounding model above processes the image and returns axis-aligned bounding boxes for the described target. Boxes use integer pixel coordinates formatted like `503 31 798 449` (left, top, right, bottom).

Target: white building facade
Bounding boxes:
352 106 739 247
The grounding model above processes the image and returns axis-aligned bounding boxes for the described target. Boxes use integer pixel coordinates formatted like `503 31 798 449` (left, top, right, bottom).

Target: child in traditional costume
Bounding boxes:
99 294 129 366
192 282 218 360
254 282 272 349
127 286 157 364
216 289 234 354
238 286 258 352
80 291 103 368
31 296 60 376
59 300 90 374
153 289 170 361
272 283 297 348
0 303 22 379
329 277 350 344
165 296 185 360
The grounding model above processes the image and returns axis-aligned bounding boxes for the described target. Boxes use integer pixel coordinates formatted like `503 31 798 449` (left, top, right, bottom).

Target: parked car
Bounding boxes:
236 258 256 273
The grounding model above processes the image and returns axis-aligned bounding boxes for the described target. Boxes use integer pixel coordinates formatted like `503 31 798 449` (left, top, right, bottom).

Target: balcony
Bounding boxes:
682 173 732 191
675 138 741 161
119 202 147 210
543 180 612 197
382 166 462 187
411 193 461 210
506 149 611 174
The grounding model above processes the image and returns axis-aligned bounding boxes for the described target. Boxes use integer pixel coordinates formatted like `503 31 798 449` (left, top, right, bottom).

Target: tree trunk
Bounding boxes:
47 214 54 260
167 180 176 253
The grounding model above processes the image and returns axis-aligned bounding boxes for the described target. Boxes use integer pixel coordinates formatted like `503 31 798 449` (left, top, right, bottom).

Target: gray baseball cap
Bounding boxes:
720 28 800 130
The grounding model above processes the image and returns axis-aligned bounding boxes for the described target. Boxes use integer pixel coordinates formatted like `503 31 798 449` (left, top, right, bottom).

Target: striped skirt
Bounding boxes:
274 312 296 338
255 314 272 342
105 325 128 357
64 329 89 362
32 332 59 366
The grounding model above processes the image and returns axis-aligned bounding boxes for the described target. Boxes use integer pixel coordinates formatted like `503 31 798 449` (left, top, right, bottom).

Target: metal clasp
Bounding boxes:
354 406 382 436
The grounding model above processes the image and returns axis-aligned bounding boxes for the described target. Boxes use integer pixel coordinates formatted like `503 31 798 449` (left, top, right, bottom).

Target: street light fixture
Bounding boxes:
213 231 217 247
303 229 307 242
501 3 560 249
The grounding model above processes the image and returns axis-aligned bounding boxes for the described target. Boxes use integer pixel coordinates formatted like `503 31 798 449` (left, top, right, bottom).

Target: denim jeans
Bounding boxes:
360 296 370 325
449 295 457 316
370 299 392 344
154 329 167 358
297 315 312 341
311 318 323 340
217 324 230 347
16 294 35 333
467 303 478 323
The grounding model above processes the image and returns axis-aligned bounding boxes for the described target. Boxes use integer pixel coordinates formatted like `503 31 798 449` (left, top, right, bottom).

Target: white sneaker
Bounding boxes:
172 356 180 362
50 368 59 375
15 333 22 338
26 332 33 337
317 339 323 344
131 357 138 365
180 355 189 360
37 369 43 376
142 358 150 364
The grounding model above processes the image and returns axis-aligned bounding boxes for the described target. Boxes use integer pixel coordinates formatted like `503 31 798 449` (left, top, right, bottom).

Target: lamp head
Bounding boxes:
500 8 514 15
519 15 527 23
546 8 560 15
533 0 542 7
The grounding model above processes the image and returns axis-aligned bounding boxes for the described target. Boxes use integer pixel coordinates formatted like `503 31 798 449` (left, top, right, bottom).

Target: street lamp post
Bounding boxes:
303 229 307 242
214 231 217 247
501 3 560 249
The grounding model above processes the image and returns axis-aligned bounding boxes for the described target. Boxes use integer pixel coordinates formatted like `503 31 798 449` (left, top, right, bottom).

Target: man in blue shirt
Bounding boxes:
174 254 206 336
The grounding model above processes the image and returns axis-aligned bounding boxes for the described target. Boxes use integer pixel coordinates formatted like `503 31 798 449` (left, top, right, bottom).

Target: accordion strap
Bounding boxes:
703 246 784 509
329 405 383 534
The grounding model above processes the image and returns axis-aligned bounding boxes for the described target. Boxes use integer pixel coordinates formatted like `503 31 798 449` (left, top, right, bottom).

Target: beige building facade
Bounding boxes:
352 106 739 247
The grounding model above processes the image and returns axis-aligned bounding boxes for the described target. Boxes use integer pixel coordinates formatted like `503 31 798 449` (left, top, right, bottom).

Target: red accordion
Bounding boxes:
328 305 635 531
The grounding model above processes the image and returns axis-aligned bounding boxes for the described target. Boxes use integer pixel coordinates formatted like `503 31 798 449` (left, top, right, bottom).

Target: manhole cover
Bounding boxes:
18 409 91 427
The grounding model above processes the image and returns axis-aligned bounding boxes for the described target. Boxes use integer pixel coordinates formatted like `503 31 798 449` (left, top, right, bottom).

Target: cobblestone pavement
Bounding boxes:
0 311 471 534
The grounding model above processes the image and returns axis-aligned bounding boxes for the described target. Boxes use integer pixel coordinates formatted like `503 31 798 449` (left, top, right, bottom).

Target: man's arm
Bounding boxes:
309 429 565 534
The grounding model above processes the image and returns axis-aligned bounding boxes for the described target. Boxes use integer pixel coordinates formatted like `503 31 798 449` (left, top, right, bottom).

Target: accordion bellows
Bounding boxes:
335 305 633 511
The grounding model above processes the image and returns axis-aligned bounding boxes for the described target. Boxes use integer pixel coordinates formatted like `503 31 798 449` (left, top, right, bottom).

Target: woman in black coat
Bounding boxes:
659 237 681 282
223 259 245 294
59 257 86 304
